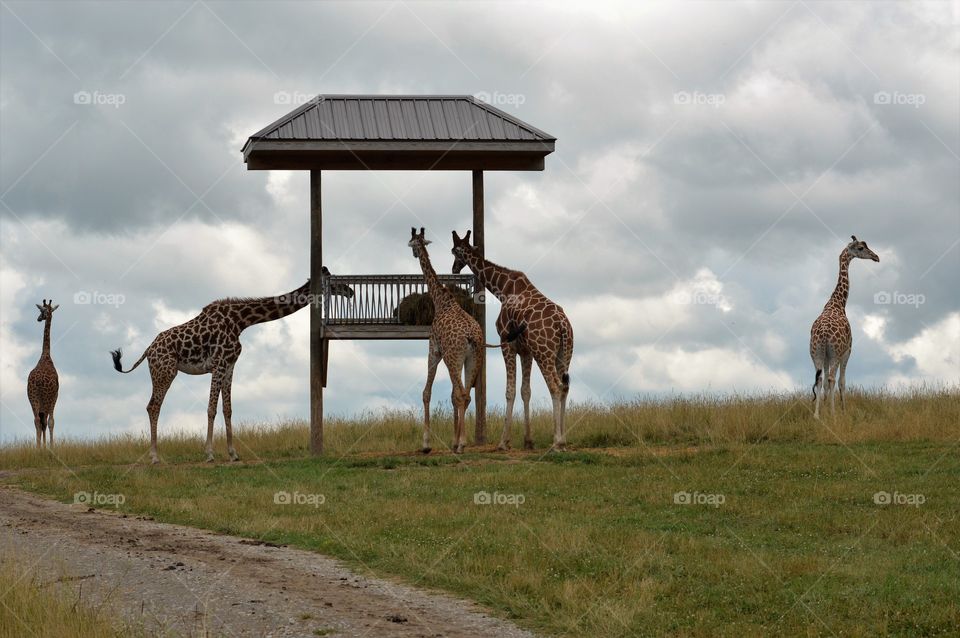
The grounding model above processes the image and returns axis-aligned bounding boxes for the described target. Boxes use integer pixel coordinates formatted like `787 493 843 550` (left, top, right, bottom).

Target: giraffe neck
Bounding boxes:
461 248 519 300
235 281 311 330
41 317 51 358
826 252 853 311
416 247 455 312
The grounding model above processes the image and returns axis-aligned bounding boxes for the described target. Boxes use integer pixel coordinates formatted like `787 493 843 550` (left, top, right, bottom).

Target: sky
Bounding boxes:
1 0 957 443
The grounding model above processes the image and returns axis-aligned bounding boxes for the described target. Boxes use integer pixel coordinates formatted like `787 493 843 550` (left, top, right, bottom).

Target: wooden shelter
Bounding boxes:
242 95 556 454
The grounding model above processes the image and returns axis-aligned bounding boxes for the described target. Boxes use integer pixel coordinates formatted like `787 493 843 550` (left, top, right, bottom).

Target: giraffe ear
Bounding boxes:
51 304 59 312
36 304 43 311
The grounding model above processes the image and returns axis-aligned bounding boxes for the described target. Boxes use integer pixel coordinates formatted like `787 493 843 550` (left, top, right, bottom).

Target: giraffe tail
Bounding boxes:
483 322 527 348
38 412 47 433
557 324 570 392
111 347 148 374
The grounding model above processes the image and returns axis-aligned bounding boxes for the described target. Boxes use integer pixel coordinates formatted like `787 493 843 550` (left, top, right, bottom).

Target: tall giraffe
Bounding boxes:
112 276 353 463
27 300 60 448
810 235 879 419
451 230 574 451
408 228 522 454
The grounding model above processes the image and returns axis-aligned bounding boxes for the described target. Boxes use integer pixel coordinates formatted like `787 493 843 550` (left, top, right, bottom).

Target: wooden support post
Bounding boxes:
310 170 323 455
472 170 487 445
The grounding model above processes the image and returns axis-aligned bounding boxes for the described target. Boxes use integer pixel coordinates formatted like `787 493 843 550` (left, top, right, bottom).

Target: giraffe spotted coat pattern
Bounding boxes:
809 235 879 419
27 300 60 448
452 230 573 451
112 277 353 463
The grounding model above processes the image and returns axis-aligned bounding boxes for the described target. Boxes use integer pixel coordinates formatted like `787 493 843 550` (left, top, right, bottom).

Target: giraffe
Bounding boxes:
27 300 60 448
451 230 574 451
408 228 523 454
111 276 353 463
810 235 879 419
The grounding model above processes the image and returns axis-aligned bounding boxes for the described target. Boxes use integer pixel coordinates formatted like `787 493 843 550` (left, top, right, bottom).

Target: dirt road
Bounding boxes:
0 487 535 637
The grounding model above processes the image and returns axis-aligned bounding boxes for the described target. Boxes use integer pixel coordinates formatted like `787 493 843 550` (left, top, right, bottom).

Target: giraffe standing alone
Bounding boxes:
451 230 573 451
112 277 353 463
810 235 879 419
409 228 522 454
27 300 60 448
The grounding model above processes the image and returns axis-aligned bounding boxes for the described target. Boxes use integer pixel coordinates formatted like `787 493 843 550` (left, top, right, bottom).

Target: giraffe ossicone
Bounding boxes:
451 229 573 451
409 227 522 454
27 299 60 448
809 235 879 419
111 275 353 464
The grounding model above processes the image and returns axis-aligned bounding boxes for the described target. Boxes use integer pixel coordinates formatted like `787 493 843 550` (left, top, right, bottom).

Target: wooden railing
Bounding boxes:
321 273 475 326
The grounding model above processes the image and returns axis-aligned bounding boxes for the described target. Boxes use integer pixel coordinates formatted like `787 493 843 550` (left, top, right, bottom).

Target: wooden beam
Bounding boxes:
472 170 487 445
310 170 323 455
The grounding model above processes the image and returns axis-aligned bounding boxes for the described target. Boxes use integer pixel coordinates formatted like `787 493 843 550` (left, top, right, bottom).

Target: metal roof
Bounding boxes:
242 95 556 171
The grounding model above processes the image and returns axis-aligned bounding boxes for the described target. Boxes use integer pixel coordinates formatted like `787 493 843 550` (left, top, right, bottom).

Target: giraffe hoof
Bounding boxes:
205 455 215 463
496 443 510 451
150 457 160 465
229 451 240 462
454 445 464 455
523 440 534 450
420 447 432 455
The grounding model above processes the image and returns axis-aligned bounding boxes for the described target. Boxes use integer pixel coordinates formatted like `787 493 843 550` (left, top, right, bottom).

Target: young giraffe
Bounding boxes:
27 300 60 448
452 230 574 451
810 235 879 419
112 276 353 463
408 228 522 454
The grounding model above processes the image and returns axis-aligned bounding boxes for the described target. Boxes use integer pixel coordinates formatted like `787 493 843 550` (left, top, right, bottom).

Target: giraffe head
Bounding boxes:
321 267 355 298
450 229 473 274
408 227 431 258
35 299 59 322
846 235 880 262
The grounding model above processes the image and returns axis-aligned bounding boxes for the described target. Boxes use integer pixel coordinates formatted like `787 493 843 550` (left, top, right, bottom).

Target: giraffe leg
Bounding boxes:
47 413 54 447
146 358 176 465
461 348 477 451
205 366 223 463
446 360 467 454
813 368 823 420
32 410 42 448
520 353 533 450
222 362 239 461
536 358 566 451
498 345 518 451
838 350 851 412
421 337 441 454
827 364 838 417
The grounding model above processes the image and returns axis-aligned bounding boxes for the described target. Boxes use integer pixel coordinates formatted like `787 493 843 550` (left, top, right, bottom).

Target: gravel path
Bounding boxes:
0 487 535 638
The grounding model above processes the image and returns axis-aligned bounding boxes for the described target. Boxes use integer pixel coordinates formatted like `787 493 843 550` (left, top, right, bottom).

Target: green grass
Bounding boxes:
2 389 959 637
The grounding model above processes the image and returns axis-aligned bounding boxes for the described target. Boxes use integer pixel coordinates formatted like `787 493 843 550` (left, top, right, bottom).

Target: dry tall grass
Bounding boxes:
2 387 957 469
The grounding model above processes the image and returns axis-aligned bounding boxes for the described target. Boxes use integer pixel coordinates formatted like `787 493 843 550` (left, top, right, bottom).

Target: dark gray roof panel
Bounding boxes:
250 95 555 143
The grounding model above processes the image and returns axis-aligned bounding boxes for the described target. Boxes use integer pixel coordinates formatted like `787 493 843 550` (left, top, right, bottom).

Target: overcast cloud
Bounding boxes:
1 0 957 443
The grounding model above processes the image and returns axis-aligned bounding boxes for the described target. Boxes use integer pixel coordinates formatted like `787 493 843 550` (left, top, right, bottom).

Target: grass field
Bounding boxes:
2 388 959 637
